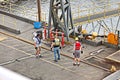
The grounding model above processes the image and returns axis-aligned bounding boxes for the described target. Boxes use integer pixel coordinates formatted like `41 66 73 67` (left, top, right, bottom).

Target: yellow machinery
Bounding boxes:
82 29 87 34
82 30 98 40
92 32 98 39
110 65 117 72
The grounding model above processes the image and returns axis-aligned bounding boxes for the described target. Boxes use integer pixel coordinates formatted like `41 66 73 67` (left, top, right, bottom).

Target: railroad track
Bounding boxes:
0 31 113 75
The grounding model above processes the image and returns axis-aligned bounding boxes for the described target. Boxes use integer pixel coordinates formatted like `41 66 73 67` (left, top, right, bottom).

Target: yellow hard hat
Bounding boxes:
92 32 98 37
82 29 87 34
75 37 79 40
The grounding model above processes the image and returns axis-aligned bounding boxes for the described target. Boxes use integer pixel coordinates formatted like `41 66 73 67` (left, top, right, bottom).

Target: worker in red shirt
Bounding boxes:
73 37 82 66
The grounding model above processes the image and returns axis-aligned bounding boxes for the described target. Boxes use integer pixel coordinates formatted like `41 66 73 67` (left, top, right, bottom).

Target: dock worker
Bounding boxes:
33 33 42 58
51 35 61 62
73 37 82 66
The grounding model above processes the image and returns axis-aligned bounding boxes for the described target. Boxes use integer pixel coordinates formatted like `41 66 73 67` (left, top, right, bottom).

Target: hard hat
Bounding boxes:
75 37 79 40
92 32 98 37
82 29 87 34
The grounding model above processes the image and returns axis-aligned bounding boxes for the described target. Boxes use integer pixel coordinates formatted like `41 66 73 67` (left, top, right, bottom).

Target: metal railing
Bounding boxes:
72 2 120 26
0 1 47 31
0 2 46 21
0 1 120 31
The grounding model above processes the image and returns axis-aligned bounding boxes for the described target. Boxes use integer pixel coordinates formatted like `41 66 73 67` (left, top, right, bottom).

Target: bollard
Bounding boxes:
44 26 47 39
61 32 65 47
50 33 54 41
56 29 58 37
50 28 52 40
50 28 54 41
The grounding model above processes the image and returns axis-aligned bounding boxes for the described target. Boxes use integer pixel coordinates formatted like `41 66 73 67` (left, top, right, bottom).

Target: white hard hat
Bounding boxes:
75 37 79 40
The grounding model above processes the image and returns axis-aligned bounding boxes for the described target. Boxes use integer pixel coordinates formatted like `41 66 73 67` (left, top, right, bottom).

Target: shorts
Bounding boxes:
36 44 41 47
74 50 80 58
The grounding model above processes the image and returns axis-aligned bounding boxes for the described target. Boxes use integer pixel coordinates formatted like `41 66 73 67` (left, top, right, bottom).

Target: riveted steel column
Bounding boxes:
48 0 74 41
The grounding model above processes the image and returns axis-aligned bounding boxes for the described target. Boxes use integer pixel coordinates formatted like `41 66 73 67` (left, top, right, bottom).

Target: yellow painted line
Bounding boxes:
0 42 32 56
0 31 111 72
0 36 7 41
0 31 34 45
106 57 120 63
105 50 120 63
0 42 77 74
0 31 50 51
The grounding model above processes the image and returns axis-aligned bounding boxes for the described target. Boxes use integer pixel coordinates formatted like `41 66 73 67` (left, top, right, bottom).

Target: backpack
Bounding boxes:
54 38 60 46
36 37 41 44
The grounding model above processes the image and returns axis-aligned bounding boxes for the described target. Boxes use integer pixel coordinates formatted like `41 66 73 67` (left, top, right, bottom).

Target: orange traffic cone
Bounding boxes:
44 26 47 39
50 29 54 41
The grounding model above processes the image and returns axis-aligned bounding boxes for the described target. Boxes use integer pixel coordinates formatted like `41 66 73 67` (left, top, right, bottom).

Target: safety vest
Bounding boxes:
54 38 60 46
75 41 81 50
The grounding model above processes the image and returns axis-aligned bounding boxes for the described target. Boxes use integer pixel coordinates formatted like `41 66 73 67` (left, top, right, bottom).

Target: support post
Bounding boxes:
37 0 41 22
48 0 74 41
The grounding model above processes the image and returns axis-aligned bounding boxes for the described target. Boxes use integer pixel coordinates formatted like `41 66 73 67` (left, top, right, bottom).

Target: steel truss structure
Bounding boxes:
82 17 120 35
48 0 74 41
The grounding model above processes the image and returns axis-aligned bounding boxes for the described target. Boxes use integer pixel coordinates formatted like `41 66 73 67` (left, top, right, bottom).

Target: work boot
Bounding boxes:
77 63 80 66
39 54 42 58
54 60 58 62
58 58 60 60
73 63 77 66
36 55 39 58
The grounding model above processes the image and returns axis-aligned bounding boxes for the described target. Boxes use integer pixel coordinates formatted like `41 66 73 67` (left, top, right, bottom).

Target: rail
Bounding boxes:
72 2 120 26
0 2 47 31
0 1 120 30
0 3 46 21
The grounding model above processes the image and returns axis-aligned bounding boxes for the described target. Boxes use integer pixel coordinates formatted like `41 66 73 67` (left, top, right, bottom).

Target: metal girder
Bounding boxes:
103 70 120 80
48 0 74 41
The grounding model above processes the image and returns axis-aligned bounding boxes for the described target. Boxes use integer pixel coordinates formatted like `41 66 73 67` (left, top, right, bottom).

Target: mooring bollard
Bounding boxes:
44 26 47 39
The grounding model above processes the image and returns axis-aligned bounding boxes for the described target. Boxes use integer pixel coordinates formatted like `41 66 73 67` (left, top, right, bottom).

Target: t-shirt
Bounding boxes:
33 37 41 45
53 38 60 47
74 41 81 50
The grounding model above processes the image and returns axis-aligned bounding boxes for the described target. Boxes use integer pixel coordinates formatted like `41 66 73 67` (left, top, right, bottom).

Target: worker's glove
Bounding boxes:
81 51 83 54
35 47 37 50
51 48 52 51
73 53 75 55
59 47 61 49
82 46 84 48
